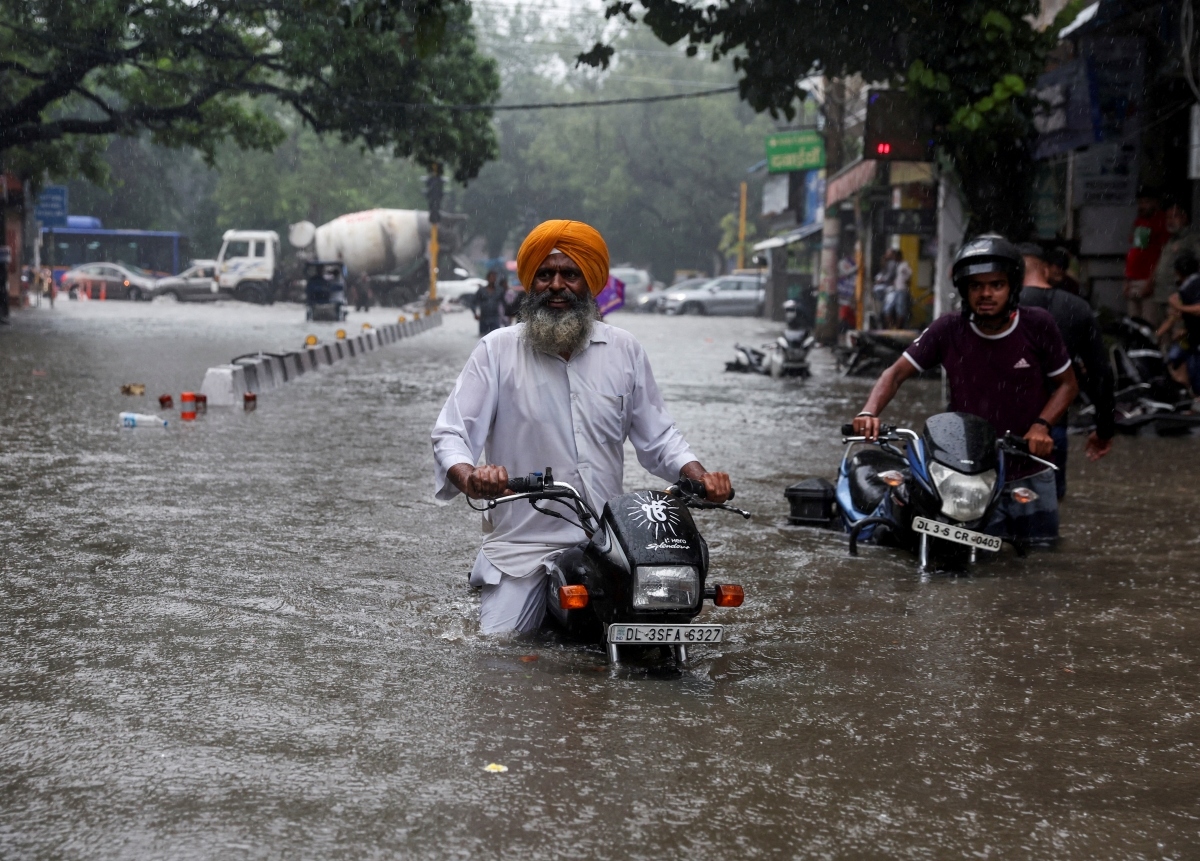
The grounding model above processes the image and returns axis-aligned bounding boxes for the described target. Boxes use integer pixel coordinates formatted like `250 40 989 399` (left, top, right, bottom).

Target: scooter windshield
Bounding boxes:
922 412 998 476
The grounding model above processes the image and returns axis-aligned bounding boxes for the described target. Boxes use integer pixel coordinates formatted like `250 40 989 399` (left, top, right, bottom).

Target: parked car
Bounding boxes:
637 277 709 313
61 262 158 301
610 267 662 311
662 275 765 316
152 260 221 301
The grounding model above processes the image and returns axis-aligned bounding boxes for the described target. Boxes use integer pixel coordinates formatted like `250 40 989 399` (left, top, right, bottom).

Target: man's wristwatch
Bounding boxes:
1030 417 1052 431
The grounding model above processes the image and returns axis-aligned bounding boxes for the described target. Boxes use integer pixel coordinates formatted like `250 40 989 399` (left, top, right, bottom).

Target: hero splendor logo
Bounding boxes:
627 493 681 540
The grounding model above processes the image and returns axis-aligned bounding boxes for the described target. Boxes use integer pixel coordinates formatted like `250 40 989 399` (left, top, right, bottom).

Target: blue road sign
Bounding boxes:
35 186 69 227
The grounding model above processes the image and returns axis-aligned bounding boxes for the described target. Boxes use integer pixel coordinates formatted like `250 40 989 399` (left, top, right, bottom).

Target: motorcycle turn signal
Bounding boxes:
1011 487 1039 505
878 470 905 487
559 584 589 610
712 584 744 607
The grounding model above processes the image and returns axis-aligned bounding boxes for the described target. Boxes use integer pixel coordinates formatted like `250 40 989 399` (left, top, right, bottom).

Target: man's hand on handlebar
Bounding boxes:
852 414 882 440
700 471 732 504
449 463 512 499
679 461 732 503
1023 423 1054 458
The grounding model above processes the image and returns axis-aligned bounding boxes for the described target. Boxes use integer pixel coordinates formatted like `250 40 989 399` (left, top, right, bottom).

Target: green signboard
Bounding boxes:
765 130 825 173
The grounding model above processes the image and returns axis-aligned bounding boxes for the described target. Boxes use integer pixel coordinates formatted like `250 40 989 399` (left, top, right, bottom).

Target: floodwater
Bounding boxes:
1 299 1197 859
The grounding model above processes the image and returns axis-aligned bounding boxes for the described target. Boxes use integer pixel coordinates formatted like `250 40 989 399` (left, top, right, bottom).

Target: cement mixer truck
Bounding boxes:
217 209 474 306
287 209 474 306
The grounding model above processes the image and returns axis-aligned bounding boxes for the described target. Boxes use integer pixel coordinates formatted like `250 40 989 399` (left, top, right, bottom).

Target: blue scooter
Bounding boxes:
790 412 1057 574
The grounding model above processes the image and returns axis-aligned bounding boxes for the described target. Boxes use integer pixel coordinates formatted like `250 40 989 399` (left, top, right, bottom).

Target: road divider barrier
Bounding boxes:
199 313 442 406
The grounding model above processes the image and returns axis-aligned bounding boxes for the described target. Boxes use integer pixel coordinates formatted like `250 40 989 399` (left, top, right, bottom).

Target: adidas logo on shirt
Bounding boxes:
1013 358 1031 369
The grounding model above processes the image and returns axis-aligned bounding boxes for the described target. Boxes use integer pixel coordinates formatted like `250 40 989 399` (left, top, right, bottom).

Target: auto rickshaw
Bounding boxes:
304 261 348 322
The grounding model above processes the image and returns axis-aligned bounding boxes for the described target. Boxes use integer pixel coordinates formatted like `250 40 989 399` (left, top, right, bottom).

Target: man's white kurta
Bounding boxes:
431 321 697 583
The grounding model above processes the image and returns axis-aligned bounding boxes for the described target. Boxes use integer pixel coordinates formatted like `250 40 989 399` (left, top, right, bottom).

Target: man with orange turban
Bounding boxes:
431 219 732 634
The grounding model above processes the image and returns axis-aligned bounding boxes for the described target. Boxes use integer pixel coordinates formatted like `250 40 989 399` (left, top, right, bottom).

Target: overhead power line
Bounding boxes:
362 85 740 111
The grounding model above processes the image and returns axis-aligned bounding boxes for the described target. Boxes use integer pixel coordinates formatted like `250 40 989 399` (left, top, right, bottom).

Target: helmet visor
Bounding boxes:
956 260 1012 280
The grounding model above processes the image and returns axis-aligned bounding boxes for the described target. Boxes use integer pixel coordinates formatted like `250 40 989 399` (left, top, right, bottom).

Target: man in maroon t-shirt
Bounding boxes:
852 235 1078 543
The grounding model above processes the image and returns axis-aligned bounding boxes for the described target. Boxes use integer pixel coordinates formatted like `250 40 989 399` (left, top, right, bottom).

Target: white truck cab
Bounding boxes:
217 230 281 304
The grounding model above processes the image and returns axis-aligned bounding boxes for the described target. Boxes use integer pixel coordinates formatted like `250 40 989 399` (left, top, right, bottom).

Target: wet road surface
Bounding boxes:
1 299 1198 858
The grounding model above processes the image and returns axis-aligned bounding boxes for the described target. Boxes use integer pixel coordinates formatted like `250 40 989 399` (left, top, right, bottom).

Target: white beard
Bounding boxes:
519 290 599 356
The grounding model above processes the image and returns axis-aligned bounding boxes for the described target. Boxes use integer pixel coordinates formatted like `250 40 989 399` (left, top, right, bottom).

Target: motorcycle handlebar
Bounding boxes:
1000 433 1030 454
842 422 898 437
507 476 533 494
673 476 735 501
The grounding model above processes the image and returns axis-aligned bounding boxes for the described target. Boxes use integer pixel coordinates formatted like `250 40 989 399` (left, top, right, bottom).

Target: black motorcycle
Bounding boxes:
1102 315 1200 435
469 468 750 664
787 412 1057 574
834 329 918 378
726 299 814 377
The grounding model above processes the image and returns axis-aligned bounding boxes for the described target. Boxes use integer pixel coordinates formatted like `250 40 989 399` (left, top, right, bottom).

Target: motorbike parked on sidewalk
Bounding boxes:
784 412 1057 574
468 468 750 665
833 329 918 378
726 299 814 378
1100 315 1200 435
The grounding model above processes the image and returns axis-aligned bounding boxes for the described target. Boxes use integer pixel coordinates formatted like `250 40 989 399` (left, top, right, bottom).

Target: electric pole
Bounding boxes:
424 163 443 312
737 181 748 270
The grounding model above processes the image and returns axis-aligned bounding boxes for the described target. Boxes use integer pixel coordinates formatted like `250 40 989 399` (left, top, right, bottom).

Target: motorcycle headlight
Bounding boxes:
929 463 997 522
633 566 699 609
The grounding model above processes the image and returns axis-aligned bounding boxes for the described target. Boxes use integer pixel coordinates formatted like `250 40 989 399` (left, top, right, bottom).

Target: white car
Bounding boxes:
610 266 661 311
637 276 708 312
433 277 488 305
662 275 765 316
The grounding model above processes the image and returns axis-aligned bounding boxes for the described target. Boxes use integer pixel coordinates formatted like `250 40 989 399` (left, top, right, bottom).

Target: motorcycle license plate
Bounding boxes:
912 516 1002 551
607 624 723 644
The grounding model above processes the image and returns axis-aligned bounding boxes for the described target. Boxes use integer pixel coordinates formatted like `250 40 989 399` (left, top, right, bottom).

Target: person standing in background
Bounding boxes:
836 254 858 332
1046 247 1081 296
1152 201 1200 329
1018 243 1115 500
1124 189 1169 324
884 253 913 329
872 249 897 328
473 271 505 337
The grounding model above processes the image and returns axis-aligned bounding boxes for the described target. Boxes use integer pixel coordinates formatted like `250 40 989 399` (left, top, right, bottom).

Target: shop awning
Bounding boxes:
752 221 824 251
825 159 878 206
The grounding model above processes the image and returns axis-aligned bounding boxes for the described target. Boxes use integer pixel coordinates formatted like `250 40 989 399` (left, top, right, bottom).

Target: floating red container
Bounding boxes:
180 391 197 421
195 393 207 413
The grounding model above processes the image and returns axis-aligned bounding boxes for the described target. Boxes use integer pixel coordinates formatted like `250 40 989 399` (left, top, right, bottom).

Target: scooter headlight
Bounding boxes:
633 566 699 609
929 463 997 522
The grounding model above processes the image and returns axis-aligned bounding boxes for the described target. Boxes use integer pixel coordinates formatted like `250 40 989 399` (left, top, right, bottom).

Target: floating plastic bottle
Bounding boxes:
120 412 168 428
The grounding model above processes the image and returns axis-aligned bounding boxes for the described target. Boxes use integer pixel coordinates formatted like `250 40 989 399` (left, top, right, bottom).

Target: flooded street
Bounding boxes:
2 300 1198 859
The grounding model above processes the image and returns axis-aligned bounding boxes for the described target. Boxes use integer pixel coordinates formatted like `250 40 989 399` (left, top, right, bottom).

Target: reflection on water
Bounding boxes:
1 301 1197 858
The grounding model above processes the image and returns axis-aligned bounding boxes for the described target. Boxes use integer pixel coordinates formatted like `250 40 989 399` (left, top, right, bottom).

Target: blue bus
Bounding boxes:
42 224 191 282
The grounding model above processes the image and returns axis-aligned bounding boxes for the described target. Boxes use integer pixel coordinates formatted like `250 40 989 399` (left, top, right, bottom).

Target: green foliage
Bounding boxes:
0 0 499 186
588 0 1089 237
717 211 756 259
904 0 1084 236
455 14 778 279
60 7 787 277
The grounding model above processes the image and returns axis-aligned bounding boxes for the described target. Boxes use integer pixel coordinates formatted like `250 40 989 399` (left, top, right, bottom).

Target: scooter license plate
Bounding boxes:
607 624 723 645
912 516 1002 551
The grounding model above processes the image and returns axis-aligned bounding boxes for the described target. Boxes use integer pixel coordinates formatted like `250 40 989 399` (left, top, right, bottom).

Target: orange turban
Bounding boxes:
516 219 610 296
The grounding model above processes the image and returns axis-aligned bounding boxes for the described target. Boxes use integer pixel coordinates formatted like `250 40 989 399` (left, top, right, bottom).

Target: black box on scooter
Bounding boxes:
784 478 836 526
